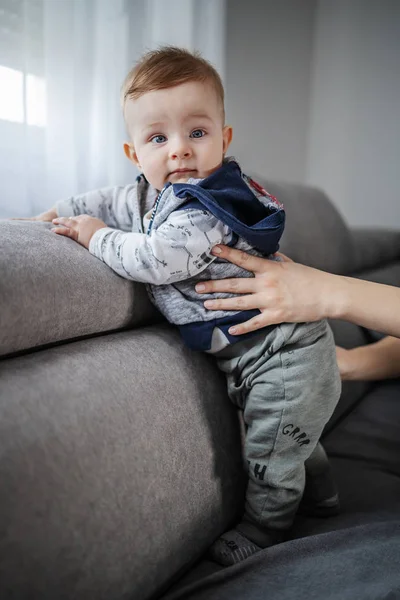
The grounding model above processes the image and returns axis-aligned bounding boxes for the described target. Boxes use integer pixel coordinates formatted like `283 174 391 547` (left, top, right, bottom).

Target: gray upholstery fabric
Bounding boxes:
351 228 400 274
164 521 400 600
325 381 400 480
0 220 160 357
0 324 245 600
252 178 355 275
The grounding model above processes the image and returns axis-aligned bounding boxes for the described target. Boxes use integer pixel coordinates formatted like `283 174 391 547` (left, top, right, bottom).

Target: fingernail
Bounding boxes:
229 327 237 334
212 246 222 255
204 300 214 308
196 284 205 292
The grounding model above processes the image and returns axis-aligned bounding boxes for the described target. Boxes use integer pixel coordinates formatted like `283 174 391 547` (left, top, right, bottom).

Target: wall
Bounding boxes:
307 0 400 227
225 0 316 182
225 0 400 228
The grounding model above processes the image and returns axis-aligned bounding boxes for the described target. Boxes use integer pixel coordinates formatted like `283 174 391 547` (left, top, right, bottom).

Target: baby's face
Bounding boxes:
124 81 232 191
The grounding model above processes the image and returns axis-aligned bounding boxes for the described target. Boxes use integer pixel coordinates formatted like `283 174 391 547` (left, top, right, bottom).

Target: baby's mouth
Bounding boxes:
169 169 196 176
168 170 197 184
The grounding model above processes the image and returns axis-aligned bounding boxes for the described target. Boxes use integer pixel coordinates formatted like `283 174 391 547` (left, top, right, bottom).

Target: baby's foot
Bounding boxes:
208 522 285 567
208 529 261 566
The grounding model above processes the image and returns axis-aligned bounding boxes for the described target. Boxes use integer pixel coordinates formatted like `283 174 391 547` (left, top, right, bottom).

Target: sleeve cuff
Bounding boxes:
55 200 75 217
88 227 115 257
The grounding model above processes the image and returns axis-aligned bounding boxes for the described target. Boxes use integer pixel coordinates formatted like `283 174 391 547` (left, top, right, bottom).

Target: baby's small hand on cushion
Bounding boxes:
52 215 107 249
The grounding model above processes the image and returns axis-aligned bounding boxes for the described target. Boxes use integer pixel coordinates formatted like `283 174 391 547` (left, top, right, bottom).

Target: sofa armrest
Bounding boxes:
350 228 400 274
0 220 161 357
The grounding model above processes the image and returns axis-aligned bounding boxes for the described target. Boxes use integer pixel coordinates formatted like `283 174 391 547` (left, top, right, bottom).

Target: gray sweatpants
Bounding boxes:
215 320 341 531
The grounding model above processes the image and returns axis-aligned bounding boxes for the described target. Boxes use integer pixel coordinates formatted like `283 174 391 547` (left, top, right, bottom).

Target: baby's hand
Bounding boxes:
11 207 58 222
51 215 107 249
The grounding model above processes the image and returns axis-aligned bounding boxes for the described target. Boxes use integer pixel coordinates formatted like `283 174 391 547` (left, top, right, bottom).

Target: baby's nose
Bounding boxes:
170 138 192 159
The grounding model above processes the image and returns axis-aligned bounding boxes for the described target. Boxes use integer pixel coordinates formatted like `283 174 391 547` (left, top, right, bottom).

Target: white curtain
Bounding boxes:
0 0 226 218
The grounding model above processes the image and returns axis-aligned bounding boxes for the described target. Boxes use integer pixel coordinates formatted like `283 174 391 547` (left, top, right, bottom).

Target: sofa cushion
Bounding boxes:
324 380 400 479
252 178 355 275
164 520 400 600
0 324 245 600
0 220 160 357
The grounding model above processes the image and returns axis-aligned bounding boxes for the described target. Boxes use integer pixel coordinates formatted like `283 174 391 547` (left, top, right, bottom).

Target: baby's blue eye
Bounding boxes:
151 135 167 144
191 129 205 139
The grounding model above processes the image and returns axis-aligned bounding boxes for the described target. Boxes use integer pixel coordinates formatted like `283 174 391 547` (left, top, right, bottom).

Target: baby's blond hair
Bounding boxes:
121 46 225 123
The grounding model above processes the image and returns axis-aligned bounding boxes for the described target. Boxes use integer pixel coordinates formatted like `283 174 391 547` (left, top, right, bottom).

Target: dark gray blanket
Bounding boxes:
165 521 400 600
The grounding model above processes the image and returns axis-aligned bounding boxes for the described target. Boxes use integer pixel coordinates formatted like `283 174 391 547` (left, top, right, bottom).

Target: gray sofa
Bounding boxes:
1 179 400 600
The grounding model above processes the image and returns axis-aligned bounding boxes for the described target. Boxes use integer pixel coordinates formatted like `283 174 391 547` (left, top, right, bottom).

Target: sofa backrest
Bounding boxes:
255 178 355 275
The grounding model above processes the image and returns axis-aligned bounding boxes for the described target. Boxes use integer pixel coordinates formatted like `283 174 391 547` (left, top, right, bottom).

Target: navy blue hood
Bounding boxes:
172 160 285 255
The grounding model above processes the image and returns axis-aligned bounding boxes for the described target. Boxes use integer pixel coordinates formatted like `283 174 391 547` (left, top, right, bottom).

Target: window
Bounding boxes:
0 65 46 126
0 0 45 126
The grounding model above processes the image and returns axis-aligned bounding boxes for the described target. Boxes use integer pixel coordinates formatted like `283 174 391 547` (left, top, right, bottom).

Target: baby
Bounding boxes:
30 47 341 566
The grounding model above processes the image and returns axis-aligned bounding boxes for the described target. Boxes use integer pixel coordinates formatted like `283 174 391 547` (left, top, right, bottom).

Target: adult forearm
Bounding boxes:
329 276 400 337
340 337 400 380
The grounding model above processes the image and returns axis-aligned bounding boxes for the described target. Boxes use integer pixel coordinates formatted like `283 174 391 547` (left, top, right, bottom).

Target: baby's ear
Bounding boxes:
222 125 233 154
123 142 141 168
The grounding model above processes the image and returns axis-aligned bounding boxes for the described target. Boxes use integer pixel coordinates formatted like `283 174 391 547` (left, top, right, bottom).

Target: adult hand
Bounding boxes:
11 208 58 222
51 215 107 249
195 244 336 335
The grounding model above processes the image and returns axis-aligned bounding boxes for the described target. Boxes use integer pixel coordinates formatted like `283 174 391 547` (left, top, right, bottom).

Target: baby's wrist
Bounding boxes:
88 226 109 255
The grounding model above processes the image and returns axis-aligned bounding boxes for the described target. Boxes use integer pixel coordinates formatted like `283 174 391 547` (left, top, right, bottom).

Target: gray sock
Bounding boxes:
208 529 261 567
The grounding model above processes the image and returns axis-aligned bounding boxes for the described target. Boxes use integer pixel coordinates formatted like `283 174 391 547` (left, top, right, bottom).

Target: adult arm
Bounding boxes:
195 245 400 338
337 337 400 380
